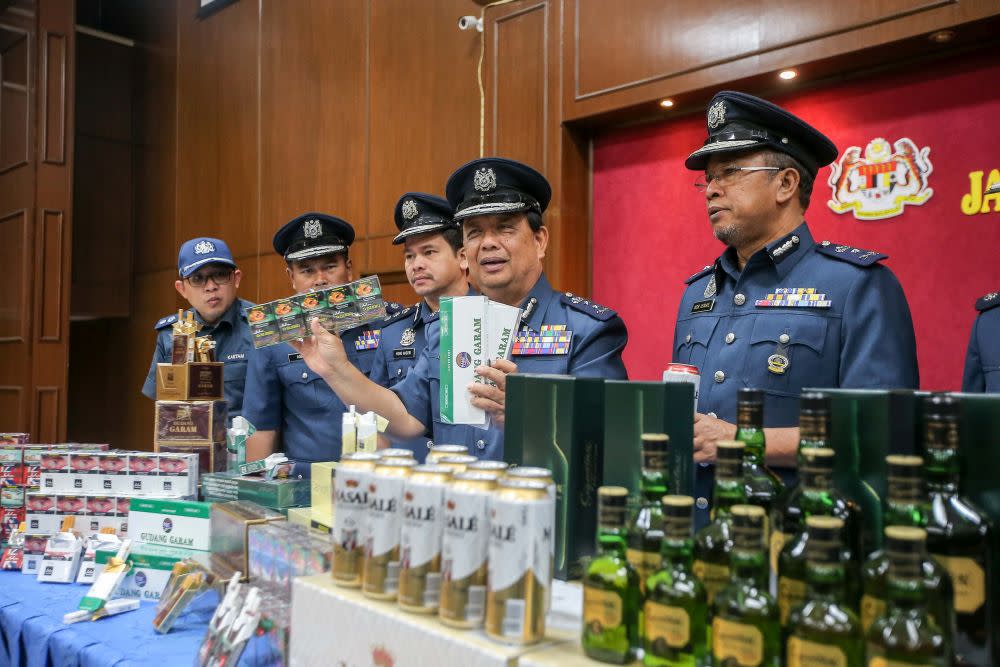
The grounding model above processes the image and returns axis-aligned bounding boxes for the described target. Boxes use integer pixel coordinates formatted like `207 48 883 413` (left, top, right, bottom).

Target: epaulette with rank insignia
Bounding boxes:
815 240 886 267
975 291 1000 312
154 313 179 330
561 292 617 321
684 265 714 284
380 304 416 327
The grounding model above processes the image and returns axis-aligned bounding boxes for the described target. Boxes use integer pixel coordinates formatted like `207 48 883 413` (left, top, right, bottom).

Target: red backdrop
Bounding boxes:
592 50 1000 390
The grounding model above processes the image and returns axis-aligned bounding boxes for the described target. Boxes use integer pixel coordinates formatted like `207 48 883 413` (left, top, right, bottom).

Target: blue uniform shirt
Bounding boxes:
962 291 1000 392
142 298 255 422
673 223 919 524
241 319 395 464
390 273 629 460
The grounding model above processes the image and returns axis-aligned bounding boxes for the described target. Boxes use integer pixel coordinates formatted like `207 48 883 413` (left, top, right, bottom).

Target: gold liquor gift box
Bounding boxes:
155 363 224 401
154 400 227 445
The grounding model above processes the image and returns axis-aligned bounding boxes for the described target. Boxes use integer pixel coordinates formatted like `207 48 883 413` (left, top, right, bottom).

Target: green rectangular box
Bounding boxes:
202 472 310 510
504 373 604 580
602 381 694 499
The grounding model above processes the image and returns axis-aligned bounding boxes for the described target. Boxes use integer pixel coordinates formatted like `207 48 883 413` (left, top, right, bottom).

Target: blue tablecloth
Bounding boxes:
0 571 276 667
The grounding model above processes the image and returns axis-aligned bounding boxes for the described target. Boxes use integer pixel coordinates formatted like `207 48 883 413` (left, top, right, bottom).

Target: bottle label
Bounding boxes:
787 637 847 667
693 560 730 605
860 593 886 632
626 548 661 593
778 576 808 625
770 530 788 575
583 586 622 632
932 555 986 613
644 600 690 649
400 480 445 569
712 617 763 666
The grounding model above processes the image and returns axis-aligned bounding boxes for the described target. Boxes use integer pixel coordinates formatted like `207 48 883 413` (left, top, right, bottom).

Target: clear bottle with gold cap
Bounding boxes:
628 433 670 594
693 440 746 615
860 455 953 643
865 526 948 666
643 495 707 667
786 516 863 667
711 504 780 667
583 486 641 664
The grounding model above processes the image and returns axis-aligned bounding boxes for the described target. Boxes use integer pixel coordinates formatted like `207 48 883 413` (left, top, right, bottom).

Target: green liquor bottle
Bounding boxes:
644 495 708 667
786 516 864 667
860 455 953 644
712 504 781 667
865 526 947 666
628 433 670 593
921 394 995 667
583 486 641 664
694 440 747 612
776 448 862 628
734 389 784 526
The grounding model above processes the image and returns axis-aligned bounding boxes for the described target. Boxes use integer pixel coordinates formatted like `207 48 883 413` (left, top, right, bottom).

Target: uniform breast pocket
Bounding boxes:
223 360 248 386
743 315 831 395
277 363 338 411
386 357 415 387
674 317 719 369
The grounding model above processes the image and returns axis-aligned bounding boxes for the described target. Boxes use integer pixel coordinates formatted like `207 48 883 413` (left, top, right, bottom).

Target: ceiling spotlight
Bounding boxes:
778 69 798 81
928 29 955 44
659 99 675 109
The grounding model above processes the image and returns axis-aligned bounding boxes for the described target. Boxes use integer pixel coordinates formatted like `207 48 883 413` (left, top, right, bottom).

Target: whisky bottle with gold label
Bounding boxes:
644 495 707 667
786 516 864 667
921 394 995 667
583 486 641 664
734 389 784 533
628 433 670 594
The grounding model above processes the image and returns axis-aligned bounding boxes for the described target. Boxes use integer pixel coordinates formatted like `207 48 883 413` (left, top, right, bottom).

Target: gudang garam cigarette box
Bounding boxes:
95 542 211 601
127 497 212 551
154 400 227 445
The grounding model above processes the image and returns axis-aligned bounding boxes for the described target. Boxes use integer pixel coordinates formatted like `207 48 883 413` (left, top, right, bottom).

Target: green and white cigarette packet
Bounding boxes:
439 296 489 425
127 498 212 551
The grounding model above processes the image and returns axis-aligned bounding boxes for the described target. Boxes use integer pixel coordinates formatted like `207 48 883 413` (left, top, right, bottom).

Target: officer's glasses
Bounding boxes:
186 269 234 287
694 165 780 191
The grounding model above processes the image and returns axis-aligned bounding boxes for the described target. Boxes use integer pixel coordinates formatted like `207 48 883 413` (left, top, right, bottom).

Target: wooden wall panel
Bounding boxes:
0 27 30 173
33 386 59 443
36 208 63 341
41 30 65 163
0 208 28 341
0 387 22 426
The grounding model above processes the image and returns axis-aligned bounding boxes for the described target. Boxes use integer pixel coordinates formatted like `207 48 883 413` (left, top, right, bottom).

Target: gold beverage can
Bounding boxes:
485 478 554 645
439 471 498 628
466 460 509 475
361 459 416 600
426 444 469 463
397 464 453 613
378 448 415 462
332 452 380 587
504 466 555 499
436 454 478 474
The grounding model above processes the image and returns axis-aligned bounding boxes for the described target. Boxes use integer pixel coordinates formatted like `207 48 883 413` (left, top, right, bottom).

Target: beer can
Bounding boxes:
332 452 381 587
504 466 555 500
426 444 469 463
398 464 452 613
362 459 417 600
439 471 498 628
663 362 700 414
436 454 478 474
378 448 415 461
485 478 554 645
466 460 509 476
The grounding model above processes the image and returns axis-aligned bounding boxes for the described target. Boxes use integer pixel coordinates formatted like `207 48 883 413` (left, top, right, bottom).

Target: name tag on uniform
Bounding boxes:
287 353 303 362
512 324 572 356
354 330 381 351
225 353 246 361
393 349 415 360
691 299 715 313
755 288 831 308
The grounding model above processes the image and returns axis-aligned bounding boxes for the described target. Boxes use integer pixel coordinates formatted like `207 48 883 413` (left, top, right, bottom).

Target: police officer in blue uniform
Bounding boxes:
142 237 254 423
288 158 629 460
364 193 472 460
242 213 400 465
673 91 919 525
962 290 1000 392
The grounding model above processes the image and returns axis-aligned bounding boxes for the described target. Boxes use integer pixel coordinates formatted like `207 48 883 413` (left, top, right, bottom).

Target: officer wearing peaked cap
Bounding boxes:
962 290 1000 392
674 91 918 527
242 213 402 466
143 237 254 423
286 157 629 462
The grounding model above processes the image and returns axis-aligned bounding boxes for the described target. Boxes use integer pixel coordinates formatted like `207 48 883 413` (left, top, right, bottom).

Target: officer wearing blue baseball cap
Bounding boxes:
242 213 402 465
673 91 918 527
284 158 629 462
142 238 255 421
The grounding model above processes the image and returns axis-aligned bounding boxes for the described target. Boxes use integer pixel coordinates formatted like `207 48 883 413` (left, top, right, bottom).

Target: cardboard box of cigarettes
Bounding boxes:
154 400 228 445
201 472 311 510
95 542 211 601
127 497 212 552
0 433 29 445
309 461 336 526
155 362 224 401
21 533 49 575
40 450 198 498
156 441 226 475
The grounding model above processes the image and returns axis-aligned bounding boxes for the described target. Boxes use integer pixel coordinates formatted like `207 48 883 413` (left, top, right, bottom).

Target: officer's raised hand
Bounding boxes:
289 317 351 379
469 359 517 429
693 412 736 463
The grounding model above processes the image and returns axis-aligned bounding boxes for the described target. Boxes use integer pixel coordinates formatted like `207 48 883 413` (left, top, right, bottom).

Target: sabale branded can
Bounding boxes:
436 454 478 474
378 448 415 462
466 460 509 475
503 466 556 608
332 452 381 587
397 464 452 613
662 363 700 414
426 444 469 463
439 471 498 628
485 478 554 645
362 459 416 600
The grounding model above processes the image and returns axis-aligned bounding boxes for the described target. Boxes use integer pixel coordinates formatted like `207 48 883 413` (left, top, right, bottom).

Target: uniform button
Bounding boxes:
707 412 717 419
791 235 800 244
685 334 692 344
696 497 709 509
396 368 403 377
476 440 486 450
699 461 710 468
426 441 434 449
301 372 308 380
724 332 735 344
714 370 725 383
734 293 746 306
779 333 790 344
